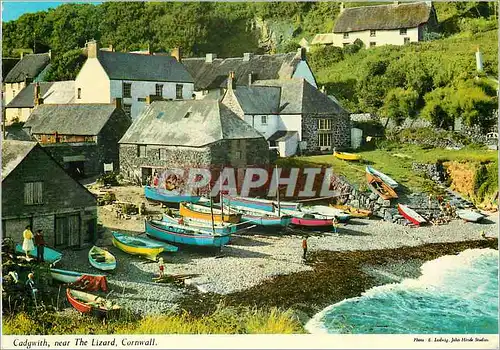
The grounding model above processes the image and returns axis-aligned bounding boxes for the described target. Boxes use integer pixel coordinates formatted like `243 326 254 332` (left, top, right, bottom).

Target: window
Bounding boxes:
159 148 167 161
235 151 242 159
122 82 132 98
123 104 132 118
24 182 43 205
343 33 349 39
137 97 146 102
18 82 22 90
318 133 332 147
404 37 411 45
400 28 407 35
370 42 376 48
370 30 376 37
77 88 81 99
138 145 147 158
318 119 332 130
176 84 183 99
261 115 267 125
155 84 163 97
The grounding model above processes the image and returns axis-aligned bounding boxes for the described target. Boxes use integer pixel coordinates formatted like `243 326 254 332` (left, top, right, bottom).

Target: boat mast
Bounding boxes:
220 173 224 220
275 164 280 216
208 183 216 234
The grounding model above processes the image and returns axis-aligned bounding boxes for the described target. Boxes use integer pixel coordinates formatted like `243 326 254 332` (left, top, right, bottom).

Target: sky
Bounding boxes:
2 1 101 22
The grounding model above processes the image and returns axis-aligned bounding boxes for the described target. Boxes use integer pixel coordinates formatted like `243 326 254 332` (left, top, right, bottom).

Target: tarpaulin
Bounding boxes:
71 275 108 292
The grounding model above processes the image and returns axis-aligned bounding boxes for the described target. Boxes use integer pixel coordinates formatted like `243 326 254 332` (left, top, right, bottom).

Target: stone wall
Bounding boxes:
42 143 101 176
332 114 351 148
97 109 132 172
302 114 351 153
411 162 448 185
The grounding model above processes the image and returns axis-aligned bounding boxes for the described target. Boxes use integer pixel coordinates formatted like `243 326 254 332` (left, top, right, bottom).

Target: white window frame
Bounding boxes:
138 145 147 158
400 28 407 36
318 133 332 148
318 119 332 131
155 84 163 97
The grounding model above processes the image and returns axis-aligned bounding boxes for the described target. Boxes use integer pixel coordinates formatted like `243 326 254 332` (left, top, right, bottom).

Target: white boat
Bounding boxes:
366 166 399 189
397 204 427 226
300 205 351 222
456 209 484 223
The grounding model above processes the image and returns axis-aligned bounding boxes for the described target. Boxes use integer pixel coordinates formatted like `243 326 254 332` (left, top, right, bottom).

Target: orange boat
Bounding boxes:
366 172 398 200
179 202 241 224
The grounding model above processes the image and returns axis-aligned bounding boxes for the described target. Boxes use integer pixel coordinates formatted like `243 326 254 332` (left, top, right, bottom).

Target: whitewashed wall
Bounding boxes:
75 58 111 103
331 27 419 47
243 114 279 139
279 133 299 157
278 114 302 141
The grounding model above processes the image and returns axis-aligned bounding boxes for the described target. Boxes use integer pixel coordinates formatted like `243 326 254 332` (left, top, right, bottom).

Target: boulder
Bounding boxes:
382 200 391 207
384 210 394 222
350 199 360 208
369 193 378 201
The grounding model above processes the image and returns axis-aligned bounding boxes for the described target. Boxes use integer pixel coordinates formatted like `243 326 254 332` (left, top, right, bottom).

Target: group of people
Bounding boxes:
22 225 46 262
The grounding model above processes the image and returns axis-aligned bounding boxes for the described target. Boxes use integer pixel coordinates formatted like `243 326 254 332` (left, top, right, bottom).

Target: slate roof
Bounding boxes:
334 2 433 33
2 140 37 180
6 81 75 108
96 51 194 83
4 53 51 83
268 130 298 142
253 79 347 115
119 100 264 147
24 104 118 136
182 52 301 91
232 86 281 115
4 125 34 142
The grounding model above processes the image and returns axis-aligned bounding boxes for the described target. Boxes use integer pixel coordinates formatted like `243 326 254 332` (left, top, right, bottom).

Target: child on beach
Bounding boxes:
158 257 165 278
302 237 308 261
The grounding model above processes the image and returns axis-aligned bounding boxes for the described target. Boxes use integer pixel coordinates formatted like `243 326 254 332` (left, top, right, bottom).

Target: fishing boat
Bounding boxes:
50 268 108 292
366 172 398 200
66 288 120 315
330 204 372 218
15 244 63 264
397 204 427 226
334 151 362 161
300 205 351 223
144 185 202 204
222 195 300 213
280 209 334 227
180 202 241 224
146 220 232 248
366 166 398 189
111 231 178 261
88 246 116 271
456 209 485 223
225 205 292 227
162 214 239 235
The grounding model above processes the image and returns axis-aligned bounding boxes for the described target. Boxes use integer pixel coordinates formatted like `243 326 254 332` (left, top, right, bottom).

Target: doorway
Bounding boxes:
66 161 85 179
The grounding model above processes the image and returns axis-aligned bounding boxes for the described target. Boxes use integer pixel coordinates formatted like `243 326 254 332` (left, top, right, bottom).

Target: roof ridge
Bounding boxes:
343 1 428 11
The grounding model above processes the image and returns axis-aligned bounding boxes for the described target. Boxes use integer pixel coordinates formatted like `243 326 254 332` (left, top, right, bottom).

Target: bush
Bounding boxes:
97 172 120 186
458 17 497 34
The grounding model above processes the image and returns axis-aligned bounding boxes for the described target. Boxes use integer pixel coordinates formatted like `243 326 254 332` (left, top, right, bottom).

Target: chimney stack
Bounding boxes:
87 39 99 58
171 47 182 62
146 95 164 105
114 97 122 109
300 47 307 61
205 53 217 63
248 72 253 87
34 82 44 106
243 53 254 62
227 71 235 90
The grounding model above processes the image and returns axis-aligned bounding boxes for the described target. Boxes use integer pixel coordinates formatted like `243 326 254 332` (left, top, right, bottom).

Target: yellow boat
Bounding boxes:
330 204 372 218
180 202 241 224
334 151 362 161
111 231 177 261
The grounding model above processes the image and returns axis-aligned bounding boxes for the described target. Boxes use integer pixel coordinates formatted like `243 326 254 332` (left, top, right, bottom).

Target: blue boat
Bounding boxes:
144 185 202 204
15 244 63 264
222 195 300 213
162 214 239 235
145 220 232 248
225 205 292 227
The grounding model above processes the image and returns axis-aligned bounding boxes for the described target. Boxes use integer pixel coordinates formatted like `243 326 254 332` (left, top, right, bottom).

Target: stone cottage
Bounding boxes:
119 99 269 184
23 99 131 178
2 140 97 248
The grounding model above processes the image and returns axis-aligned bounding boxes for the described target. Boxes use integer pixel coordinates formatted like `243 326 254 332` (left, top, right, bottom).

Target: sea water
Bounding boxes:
306 249 499 334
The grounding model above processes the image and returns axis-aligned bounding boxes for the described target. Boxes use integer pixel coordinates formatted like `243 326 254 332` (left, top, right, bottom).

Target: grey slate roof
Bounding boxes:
253 79 347 115
268 130 298 142
4 125 35 141
4 53 51 83
5 81 74 108
232 86 281 115
119 100 264 147
334 2 433 33
182 52 301 91
24 104 118 136
96 51 194 83
2 140 37 180
6 82 53 108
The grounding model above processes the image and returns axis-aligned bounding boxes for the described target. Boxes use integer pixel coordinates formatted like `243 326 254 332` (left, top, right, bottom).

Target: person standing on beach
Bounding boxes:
34 229 46 262
302 237 308 260
158 257 165 278
22 225 34 260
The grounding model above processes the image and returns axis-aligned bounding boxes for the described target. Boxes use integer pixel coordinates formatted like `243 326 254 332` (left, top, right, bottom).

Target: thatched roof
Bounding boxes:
334 2 434 33
311 33 336 45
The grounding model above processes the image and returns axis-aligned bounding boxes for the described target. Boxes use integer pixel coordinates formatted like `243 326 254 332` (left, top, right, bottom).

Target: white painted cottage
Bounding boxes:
75 40 194 120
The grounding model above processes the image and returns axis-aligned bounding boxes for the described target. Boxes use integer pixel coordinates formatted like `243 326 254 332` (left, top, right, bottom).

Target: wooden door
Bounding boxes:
55 214 81 247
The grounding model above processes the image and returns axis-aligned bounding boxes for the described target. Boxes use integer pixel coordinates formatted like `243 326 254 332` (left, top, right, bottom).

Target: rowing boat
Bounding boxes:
225 205 292 227
330 204 372 218
222 195 300 213
180 202 241 224
366 166 398 189
456 209 485 223
15 244 63 264
397 204 427 226
366 172 398 200
50 268 108 292
66 288 120 315
144 185 202 204
162 214 239 235
88 246 116 271
111 231 177 261
334 151 362 161
300 205 351 222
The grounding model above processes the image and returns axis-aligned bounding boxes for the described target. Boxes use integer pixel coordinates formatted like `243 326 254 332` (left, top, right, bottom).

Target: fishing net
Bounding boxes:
71 275 108 292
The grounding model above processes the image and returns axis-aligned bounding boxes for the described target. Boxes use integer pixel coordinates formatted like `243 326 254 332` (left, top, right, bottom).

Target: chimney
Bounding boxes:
476 46 484 73
114 97 122 109
146 95 164 105
34 82 44 106
248 72 253 87
205 53 217 63
300 47 307 61
227 71 235 90
171 47 182 62
87 39 99 58
243 53 254 62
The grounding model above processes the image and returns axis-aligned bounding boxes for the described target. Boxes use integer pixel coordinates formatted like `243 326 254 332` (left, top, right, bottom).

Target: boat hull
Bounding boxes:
301 205 351 222
162 215 237 235
180 202 241 224
334 151 362 161
146 220 231 247
290 217 333 227
51 268 108 292
66 289 119 315
331 204 372 218
15 244 63 264
144 186 201 204
366 172 398 200
88 246 116 271
223 195 298 213
397 204 427 226
456 210 484 222
366 166 398 189
112 232 176 261
239 213 292 227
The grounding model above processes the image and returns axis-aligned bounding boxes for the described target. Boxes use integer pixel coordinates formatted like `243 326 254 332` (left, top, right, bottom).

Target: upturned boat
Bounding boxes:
180 202 241 224
456 209 485 223
66 288 120 315
162 214 239 235
50 268 108 292
146 220 232 248
397 204 427 226
366 166 398 189
330 204 372 218
366 172 398 200
334 151 362 161
15 244 63 264
88 246 116 271
111 231 178 261
144 185 202 204
225 205 292 227
222 195 300 213
300 205 351 223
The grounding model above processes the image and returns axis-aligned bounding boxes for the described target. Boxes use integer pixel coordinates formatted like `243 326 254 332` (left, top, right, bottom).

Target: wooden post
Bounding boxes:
209 183 215 234
275 165 280 216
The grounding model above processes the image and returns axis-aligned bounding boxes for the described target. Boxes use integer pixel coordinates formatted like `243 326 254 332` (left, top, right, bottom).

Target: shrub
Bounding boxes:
97 172 120 186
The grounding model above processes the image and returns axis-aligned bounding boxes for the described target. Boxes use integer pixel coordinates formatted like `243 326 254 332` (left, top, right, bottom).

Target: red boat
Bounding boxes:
398 204 427 226
66 289 120 315
290 216 333 227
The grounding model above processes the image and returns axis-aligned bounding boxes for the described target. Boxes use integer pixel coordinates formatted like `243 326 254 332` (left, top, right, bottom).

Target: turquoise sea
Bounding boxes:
306 248 499 334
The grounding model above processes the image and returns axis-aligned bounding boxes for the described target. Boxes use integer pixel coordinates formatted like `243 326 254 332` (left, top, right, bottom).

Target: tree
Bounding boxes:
44 48 86 81
380 88 419 126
